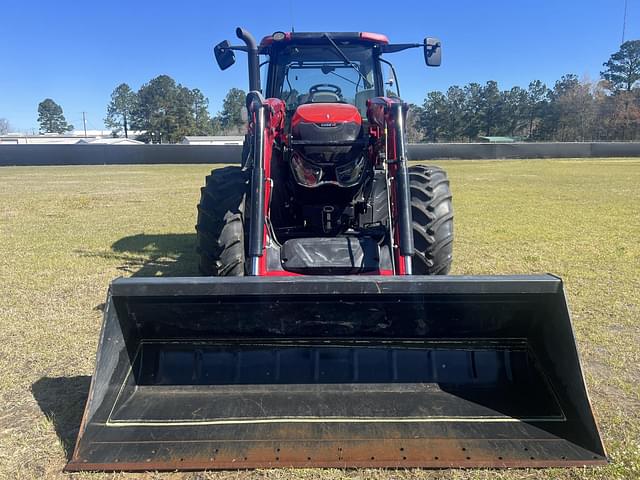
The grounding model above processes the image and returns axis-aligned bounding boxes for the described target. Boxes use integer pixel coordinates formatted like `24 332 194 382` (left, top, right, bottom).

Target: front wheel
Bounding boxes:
195 166 248 276
408 165 454 275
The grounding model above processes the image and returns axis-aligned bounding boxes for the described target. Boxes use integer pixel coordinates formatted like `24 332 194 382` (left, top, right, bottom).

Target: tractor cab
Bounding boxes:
261 32 391 117
216 29 440 110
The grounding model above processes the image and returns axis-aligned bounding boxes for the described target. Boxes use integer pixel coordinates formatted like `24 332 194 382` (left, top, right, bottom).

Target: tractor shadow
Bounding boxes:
110 233 199 277
37 237 197 457
76 233 199 277
31 376 91 460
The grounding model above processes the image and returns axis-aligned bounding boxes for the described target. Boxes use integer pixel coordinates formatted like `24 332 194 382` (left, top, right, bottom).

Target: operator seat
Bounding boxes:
309 92 341 103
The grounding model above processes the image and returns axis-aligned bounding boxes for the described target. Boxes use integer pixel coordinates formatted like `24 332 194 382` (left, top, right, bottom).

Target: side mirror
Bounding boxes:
214 40 236 70
424 37 441 67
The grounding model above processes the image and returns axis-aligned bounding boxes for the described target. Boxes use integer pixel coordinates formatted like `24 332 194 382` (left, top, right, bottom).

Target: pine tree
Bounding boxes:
601 40 640 92
37 99 73 134
105 83 136 138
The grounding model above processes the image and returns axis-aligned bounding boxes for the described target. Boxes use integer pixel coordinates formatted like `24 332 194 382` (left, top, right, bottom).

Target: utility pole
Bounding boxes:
82 112 88 137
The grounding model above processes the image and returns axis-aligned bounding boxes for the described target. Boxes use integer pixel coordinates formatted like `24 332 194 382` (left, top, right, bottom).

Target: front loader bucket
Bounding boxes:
66 275 606 471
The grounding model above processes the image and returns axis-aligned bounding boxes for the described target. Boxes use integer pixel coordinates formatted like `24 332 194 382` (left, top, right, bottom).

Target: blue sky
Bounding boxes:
1 0 638 132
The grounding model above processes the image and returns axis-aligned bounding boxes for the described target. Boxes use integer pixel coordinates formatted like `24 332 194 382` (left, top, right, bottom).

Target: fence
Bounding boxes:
1 142 639 166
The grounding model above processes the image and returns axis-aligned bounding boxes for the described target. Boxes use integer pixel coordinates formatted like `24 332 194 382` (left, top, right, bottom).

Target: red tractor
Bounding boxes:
197 28 451 277
66 28 605 472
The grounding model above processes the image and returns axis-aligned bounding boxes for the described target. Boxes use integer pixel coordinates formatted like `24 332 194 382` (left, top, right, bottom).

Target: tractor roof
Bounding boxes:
260 31 389 48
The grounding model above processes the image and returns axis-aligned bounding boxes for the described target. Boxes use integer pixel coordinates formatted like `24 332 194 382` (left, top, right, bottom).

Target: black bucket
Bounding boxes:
66 275 606 471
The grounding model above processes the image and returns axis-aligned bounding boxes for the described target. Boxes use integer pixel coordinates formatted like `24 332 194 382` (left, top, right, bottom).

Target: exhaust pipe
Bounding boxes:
235 27 264 273
236 27 261 92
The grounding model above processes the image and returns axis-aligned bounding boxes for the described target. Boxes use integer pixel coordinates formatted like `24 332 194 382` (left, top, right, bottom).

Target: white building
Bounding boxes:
0 134 91 144
0 130 144 145
76 137 144 145
181 136 244 145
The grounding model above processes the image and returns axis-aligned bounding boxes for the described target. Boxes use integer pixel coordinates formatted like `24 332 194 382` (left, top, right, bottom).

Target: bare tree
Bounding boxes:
0 118 10 135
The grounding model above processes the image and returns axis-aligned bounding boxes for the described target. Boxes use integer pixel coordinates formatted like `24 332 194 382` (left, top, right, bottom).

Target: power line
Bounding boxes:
290 0 295 32
622 0 628 44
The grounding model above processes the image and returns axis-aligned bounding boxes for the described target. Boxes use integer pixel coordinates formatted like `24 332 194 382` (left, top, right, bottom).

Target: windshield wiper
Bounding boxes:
323 33 372 89
328 69 359 87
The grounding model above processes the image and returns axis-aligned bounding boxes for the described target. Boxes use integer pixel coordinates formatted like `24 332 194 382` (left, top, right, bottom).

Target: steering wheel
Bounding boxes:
308 83 343 103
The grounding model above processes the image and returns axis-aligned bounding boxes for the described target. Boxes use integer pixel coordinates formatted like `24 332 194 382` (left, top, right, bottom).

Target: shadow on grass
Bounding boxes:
36 237 198 457
111 233 198 276
31 376 91 460
77 233 199 277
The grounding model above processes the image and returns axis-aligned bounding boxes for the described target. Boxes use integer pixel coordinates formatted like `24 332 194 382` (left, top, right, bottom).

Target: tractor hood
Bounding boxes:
291 103 362 129
291 103 363 150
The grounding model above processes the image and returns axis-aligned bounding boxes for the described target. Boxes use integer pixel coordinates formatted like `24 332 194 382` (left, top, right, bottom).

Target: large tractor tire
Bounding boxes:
408 165 454 275
196 166 248 276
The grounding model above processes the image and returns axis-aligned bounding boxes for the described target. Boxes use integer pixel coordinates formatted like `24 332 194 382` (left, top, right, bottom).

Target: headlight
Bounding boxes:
290 152 367 188
335 155 366 187
290 153 322 187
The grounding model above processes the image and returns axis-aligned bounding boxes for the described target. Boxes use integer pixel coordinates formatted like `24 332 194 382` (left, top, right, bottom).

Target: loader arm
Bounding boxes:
245 92 286 275
367 96 414 274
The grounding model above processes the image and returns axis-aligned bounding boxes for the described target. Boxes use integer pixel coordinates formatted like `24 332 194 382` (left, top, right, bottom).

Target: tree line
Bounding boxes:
29 40 640 143
34 77 248 143
104 77 247 143
412 40 640 142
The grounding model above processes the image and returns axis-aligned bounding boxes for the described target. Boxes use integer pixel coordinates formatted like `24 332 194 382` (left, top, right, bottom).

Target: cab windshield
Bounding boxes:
270 44 377 116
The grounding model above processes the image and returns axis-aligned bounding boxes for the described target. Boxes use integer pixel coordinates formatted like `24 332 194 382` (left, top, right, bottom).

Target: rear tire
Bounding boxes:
409 165 454 275
196 166 248 276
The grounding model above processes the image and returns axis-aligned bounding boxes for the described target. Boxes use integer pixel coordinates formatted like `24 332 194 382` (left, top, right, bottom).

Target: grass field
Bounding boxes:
0 159 638 480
